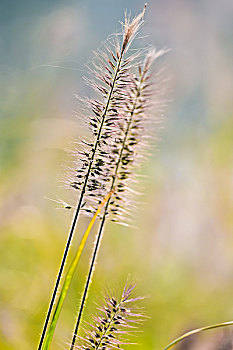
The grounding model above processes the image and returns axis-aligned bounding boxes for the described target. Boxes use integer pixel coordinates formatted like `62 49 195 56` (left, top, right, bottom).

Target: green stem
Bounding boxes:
41 192 112 350
163 321 233 350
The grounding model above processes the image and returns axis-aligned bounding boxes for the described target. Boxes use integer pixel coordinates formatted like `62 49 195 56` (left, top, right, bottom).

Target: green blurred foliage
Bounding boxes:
0 1 233 349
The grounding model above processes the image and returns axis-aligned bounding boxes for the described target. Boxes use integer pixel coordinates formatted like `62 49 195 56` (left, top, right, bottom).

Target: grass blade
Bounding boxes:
163 321 233 350
42 190 113 350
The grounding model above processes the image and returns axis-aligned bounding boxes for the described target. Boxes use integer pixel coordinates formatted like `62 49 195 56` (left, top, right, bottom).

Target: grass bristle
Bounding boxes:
76 283 144 350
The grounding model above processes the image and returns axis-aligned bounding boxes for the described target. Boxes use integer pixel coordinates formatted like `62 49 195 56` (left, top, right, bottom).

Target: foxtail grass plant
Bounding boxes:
38 3 168 350
76 282 144 350
37 5 147 350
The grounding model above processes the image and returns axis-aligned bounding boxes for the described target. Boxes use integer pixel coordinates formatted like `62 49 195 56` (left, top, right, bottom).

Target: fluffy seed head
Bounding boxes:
122 3 147 51
69 6 146 216
75 283 144 350
106 48 168 225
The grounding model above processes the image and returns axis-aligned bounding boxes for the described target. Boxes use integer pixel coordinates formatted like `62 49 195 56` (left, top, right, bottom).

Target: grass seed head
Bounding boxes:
69 6 147 217
75 282 144 350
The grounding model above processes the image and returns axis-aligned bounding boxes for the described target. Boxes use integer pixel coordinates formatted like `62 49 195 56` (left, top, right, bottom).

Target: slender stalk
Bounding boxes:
70 215 107 350
38 195 84 350
37 46 124 350
163 321 233 350
70 72 145 350
41 191 113 350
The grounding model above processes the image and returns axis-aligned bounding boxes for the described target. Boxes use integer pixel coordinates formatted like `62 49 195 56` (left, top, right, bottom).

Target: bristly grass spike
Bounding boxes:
38 4 149 350
75 282 145 350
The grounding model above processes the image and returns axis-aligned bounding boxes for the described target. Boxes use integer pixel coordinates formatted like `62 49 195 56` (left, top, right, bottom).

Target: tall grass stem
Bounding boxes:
37 195 85 350
41 191 113 350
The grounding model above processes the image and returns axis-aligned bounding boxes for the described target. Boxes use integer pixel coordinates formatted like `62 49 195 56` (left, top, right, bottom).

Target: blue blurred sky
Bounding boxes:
1 0 232 128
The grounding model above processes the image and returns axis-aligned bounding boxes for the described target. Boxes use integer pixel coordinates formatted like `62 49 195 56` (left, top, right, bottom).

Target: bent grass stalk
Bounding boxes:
42 191 113 350
37 191 85 350
163 321 233 350
70 50 153 350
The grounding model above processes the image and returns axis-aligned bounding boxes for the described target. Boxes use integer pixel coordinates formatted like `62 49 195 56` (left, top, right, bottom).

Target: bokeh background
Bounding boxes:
1 0 233 349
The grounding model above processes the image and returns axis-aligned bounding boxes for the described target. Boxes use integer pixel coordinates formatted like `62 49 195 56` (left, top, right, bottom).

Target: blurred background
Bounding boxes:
0 0 233 349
